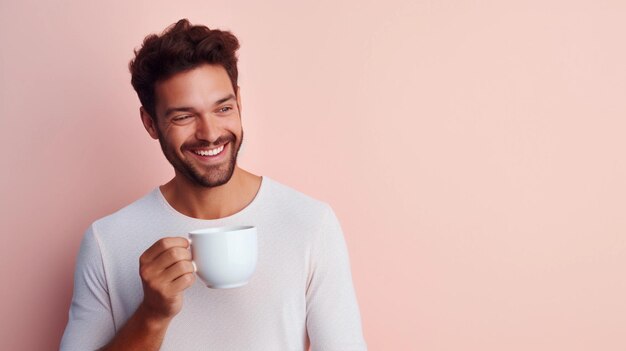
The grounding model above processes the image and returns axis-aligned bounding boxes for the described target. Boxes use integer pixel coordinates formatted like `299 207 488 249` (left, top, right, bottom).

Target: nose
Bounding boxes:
194 114 222 144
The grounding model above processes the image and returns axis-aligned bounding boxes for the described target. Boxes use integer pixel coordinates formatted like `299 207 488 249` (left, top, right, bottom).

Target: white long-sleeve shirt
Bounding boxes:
60 176 367 351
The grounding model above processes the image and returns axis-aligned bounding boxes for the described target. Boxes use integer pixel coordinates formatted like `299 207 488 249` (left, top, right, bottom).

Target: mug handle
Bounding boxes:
187 236 198 273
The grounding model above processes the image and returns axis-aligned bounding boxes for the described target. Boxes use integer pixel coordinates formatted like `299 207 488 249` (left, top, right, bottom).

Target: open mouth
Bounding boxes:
188 142 228 161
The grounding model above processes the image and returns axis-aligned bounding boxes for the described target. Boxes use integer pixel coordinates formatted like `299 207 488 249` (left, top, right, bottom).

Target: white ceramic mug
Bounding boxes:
188 226 257 289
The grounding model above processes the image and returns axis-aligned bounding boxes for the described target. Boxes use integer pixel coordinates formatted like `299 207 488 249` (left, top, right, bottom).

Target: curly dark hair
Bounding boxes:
129 19 240 119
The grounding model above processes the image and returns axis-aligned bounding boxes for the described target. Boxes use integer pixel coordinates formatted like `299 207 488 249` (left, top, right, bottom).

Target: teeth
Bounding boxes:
194 144 225 157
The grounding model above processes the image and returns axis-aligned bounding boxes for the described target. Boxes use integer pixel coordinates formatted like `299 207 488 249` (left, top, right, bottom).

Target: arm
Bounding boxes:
99 237 196 351
306 206 367 351
97 303 171 351
60 225 116 350
60 228 194 351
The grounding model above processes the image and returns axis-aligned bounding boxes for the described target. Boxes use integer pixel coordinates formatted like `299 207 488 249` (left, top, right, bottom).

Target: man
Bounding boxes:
60 19 366 351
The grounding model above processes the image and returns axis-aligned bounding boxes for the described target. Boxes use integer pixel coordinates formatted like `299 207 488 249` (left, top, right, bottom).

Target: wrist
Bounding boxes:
136 303 173 332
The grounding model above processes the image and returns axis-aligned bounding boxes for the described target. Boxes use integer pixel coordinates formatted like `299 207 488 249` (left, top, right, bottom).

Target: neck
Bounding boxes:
159 166 262 220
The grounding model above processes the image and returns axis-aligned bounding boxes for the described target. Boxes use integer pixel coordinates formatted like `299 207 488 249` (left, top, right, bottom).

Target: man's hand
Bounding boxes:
99 237 196 351
138 237 196 321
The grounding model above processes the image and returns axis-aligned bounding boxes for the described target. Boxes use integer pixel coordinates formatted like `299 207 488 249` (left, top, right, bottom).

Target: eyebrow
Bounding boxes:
215 94 236 105
164 94 237 117
164 107 195 117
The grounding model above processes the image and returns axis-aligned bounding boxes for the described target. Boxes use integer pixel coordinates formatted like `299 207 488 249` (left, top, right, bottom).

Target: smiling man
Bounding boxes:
60 19 366 351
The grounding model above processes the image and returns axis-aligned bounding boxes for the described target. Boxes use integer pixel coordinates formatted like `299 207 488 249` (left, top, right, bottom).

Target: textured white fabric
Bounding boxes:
60 176 367 351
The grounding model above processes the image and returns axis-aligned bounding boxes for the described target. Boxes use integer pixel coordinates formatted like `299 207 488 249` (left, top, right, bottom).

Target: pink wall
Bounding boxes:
1 1 625 350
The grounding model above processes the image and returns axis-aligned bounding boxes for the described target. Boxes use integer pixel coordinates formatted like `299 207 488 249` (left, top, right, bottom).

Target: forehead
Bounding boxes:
154 64 234 113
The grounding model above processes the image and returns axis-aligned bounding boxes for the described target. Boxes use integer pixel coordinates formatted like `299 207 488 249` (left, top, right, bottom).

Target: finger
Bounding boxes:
140 259 194 293
140 237 190 264
151 247 192 272
168 272 196 293
162 260 196 283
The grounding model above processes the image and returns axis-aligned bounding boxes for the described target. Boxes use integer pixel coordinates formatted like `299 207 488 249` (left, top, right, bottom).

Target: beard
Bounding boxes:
156 128 243 188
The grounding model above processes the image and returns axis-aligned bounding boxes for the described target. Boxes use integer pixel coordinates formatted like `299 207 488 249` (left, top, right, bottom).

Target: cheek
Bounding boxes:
162 126 191 148
225 118 243 135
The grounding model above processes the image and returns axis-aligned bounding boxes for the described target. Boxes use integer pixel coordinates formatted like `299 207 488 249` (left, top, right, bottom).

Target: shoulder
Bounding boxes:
263 177 332 213
90 188 161 236
261 177 334 223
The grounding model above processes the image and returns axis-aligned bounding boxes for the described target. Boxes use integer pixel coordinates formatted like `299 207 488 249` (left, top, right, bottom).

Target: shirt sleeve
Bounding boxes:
306 205 367 351
60 223 116 351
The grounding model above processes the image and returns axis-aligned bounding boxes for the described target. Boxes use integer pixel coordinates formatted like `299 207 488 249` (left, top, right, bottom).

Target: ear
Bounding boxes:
140 107 159 140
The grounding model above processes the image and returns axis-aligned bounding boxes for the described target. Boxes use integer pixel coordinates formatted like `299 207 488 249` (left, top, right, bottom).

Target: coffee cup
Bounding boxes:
188 226 257 289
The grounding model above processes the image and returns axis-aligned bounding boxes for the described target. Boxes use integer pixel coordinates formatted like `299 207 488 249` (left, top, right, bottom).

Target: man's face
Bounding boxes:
146 64 243 188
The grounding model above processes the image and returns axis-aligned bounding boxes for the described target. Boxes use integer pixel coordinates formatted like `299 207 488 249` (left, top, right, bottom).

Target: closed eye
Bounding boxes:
173 115 192 121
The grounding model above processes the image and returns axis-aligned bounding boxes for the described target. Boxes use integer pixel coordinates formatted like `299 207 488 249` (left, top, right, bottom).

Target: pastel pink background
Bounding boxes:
1 1 625 350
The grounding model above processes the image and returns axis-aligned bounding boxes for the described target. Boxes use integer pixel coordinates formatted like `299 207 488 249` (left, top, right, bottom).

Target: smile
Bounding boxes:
192 144 226 157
